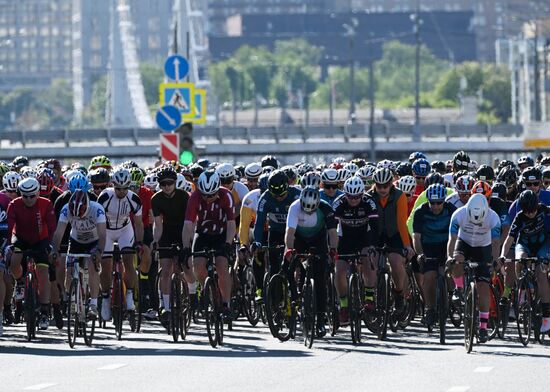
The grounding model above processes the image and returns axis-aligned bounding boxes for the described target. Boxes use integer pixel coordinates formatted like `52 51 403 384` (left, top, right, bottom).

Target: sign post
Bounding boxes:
160 133 180 162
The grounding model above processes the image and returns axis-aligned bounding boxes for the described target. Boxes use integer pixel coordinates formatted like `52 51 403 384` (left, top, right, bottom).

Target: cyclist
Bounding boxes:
333 176 379 324
216 163 249 220
37 169 63 204
443 150 471 188
2 171 21 201
97 167 144 321
244 162 262 191
51 190 106 319
446 174 474 208
320 168 343 207
89 168 111 197
6 178 56 330
182 170 236 319
411 158 430 195
447 193 501 343
285 186 339 337
412 184 456 327
396 175 417 213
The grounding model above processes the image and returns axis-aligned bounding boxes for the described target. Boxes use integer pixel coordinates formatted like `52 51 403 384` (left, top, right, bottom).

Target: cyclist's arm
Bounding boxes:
134 215 144 243
447 213 460 258
6 202 16 245
412 233 423 256
285 227 296 250
285 202 299 250
500 235 514 258
97 221 106 256
490 215 502 261
226 220 236 245
239 205 254 245
51 220 67 254
396 193 411 248
328 228 338 249
182 220 194 248
152 215 163 244
253 197 267 245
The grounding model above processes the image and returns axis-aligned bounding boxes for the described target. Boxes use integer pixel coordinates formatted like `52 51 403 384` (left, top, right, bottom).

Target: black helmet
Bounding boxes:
453 170 469 184
281 165 297 183
156 166 178 182
520 166 542 182
196 158 210 169
408 151 427 163
89 168 110 184
122 160 139 169
261 155 279 169
491 182 506 200
268 169 289 197
540 156 550 166
190 164 204 179
517 155 534 167
234 165 245 180
396 162 413 177
475 165 495 182
518 190 538 213
452 151 470 172
424 172 444 187
497 159 515 172
497 167 518 186
12 156 29 169
431 160 446 174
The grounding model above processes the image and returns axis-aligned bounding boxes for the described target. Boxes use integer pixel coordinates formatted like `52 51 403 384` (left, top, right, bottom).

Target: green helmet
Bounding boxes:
89 155 112 170
130 167 145 186
0 161 10 178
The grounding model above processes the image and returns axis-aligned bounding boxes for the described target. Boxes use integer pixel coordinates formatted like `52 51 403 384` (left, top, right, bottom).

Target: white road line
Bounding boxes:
447 387 470 392
474 366 494 373
155 348 175 353
24 383 58 391
97 363 127 371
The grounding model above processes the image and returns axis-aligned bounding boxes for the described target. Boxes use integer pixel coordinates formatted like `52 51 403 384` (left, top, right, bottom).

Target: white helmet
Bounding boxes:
333 157 347 164
18 177 40 196
467 193 488 225
357 165 376 182
183 180 193 193
377 159 396 172
373 168 393 185
344 176 365 196
216 163 235 181
111 167 131 187
3 171 21 191
176 173 186 190
144 174 157 190
343 163 359 175
396 175 417 194
244 162 262 179
197 170 220 195
300 172 321 189
321 168 339 184
337 168 352 182
300 186 320 213
20 166 38 179
64 169 79 183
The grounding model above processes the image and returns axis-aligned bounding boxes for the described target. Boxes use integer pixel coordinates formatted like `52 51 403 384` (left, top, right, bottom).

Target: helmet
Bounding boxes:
182 180 192 193
122 160 139 169
176 173 186 190
197 171 220 195
300 172 321 189
329 162 344 170
111 167 131 188
521 166 542 183
356 165 376 182
518 155 534 167
262 165 275 175
491 182 506 200
189 164 204 179
455 175 475 193
259 173 269 193
497 167 518 186
18 177 40 196
37 171 55 196
424 172 444 187
396 162 413 177
12 156 29 169
350 158 366 168
377 159 396 172
333 156 347 164
68 173 89 193
453 151 471 171
0 161 9 178
426 183 447 203
89 168 110 184
234 165 245 180
2 171 21 191
130 167 145 186
144 173 158 190
281 165 298 184
89 155 111 170
468 160 479 171
196 158 210 169
244 162 262 179
518 190 538 213
156 166 177 183
412 158 430 177
471 180 492 198
321 168 339 184
261 155 279 169
68 189 89 219
297 163 314 176
316 163 326 171
337 168 352 182
431 160 446 174
497 159 515 171
300 186 320 213
44 159 62 172
268 170 289 197
396 176 417 194
20 166 37 179
467 194 489 225
216 163 235 182
540 156 550 166
475 165 495 182
343 163 358 175
409 151 427 163
343 176 365 196
373 168 393 185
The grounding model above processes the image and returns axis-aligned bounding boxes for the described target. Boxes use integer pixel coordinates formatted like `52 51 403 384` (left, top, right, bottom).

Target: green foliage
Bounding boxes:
139 63 163 106
80 75 107 127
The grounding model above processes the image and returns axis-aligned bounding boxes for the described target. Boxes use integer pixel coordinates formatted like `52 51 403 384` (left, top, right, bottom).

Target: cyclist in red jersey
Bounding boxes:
182 171 236 318
6 178 56 330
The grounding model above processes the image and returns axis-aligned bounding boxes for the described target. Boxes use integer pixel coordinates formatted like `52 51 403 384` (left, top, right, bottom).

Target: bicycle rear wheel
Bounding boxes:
203 277 218 348
349 273 362 345
327 271 339 336
25 274 37 342
464 282 476 353
67 279 78 348
398 270 416 329
243 266 260 326
265 273 293 341
378 273 390 340
302 278 316 349
436 275 447 345
112 273 124 341
170 274 181 342
516 278 532 347
179 279 190 340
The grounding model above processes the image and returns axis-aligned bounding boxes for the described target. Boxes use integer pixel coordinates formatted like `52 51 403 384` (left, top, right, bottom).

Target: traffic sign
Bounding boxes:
191 89 206 124
159 82 195 116
164 55 189 81
156 105 181 132
160 133 180 162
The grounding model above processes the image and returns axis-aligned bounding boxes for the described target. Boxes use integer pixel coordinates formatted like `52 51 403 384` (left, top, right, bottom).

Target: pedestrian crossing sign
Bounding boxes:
192 89 206 124
159 82 195 116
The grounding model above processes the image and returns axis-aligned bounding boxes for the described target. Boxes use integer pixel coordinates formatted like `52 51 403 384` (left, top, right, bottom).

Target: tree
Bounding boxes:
274 38 324 67
80 75 107 127
139 63 163 106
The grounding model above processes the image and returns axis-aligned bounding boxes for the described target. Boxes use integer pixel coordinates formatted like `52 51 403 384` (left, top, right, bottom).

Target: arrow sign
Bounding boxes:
156 105 181 132
164 55 189 81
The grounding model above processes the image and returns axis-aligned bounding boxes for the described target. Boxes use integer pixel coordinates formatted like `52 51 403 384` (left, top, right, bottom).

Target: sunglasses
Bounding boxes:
375 182 391 189
525 182 540 187
115 187 128 191
23 194 37 199
220 178 233 184
324 184 339 190
246 178 259 183
93 184 108 190
429 201 443 205
159 181 175 187
414 176 426 180
346 194 362 200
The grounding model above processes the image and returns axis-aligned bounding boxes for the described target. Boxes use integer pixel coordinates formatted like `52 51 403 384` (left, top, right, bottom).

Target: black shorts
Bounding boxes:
192 233 227 258
378 233 404 252
12 238 50 266
453 239 491 283
338 234 370 255
159 226 183 259
67 239 98 267
422 243 447 273
143 226 153 247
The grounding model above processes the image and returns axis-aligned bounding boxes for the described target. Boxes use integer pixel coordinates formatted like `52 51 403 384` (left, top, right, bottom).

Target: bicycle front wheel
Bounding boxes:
67 279 78 348
488 283 501 341
464 282 476 353
349 273 362 345
25 274 37 342
112 274 124 341
436 275 447 345
516 278 533 347
170 274 181 342
265 273 293 342
203 277 218 348
302 278 316 349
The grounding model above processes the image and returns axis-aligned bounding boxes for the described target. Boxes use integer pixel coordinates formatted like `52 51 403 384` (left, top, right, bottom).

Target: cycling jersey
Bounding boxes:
333 193 378 237
254 187 300 245
445 192 466 208
367 187 411 247
7 197 56 245
320 189 344 207
239 189 261 245
0 192 9 211
413 202 456 258
227 181 249 210
138 186 153 227
185 187 235 235
443 173 454 188
411 187 454 213
47 187 63 206
505 189 550 231
59 201 106 244
97 188 142 230
54 190 98 251
509 204 550 253
489 197 510 225
287 199 337 238
449 206 501 247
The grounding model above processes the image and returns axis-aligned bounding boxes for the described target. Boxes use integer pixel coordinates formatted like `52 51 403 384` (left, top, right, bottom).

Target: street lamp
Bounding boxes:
343 17 359 124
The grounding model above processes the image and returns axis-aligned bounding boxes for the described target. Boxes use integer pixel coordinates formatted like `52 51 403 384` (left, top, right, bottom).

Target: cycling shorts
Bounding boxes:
192 233 228 258
377 233 404 253
12 238 50 266
104 224 135 255
143 226 153 247
515 241 550 259
338 232 371 255
453 238 491 283
158 225 183 259
66 239 99 268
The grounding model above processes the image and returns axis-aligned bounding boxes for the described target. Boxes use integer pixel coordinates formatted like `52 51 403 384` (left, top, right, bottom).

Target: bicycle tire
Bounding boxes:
436 275 447 344
327 271 339 337
464 282 476 353
265 273 292 341
243 266 260 327
260 271 270 325
112 273 124 341
398 270 416 330
379 273 390 340
67 279 78 348
516 278 532 347
302 278 316 349
83 277 95 347
170 274 180 342
497 294 510 340
25 273 37 342
488 283 501 341
136 270 142 333
349 273 362 345
179 278 190 340
203 277 218 348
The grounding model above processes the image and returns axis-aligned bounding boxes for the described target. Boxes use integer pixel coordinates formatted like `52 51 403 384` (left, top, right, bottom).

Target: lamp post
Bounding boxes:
343 17 359 124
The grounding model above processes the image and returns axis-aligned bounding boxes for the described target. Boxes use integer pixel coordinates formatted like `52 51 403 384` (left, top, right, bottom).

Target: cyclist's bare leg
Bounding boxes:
9 253 22 280
335 259 348 298
536 265 550 302
36 265 51 304
451 253 465 280
192 257 207 286
139 245 151 275
362 254 377 288
215 256 231 303
87 258 100 299
477 281 489 312
159 258 173 306
4 273 13 309
388 253 407 292
122 253 136 290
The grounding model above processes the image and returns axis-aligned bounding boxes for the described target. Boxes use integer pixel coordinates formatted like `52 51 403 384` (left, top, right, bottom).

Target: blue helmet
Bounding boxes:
68 173 90 193
409 151 427 163
426 183 447 203
412 158 431 177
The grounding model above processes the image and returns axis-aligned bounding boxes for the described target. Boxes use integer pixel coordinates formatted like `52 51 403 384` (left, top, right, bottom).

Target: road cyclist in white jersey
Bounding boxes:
96 167 144 321
51 190 107 319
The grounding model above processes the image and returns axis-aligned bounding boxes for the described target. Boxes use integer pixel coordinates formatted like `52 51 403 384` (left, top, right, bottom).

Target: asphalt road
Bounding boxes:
1 315 548 392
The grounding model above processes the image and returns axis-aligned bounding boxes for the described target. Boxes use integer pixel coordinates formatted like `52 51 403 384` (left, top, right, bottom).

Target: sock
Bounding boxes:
502 286 512 299
139 271 149 280
90 298 98 306
339 296 348 308
479 311 489 330
102 291 109 299
453 276 464 289
188 281 198 294
364 287 374 302
163 294 170 310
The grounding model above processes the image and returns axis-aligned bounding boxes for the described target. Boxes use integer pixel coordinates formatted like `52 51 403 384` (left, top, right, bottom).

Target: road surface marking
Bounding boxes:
98 363 127 370
155 349 175 353
474 367 494 373
447 387 470 392
24 383 58 390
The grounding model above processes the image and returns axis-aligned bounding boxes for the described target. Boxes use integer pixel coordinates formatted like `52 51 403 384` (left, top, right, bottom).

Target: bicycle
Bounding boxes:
420 257 448 345
259 245 285 325
66 252 99 348
231 252 260 327
292 248 319 348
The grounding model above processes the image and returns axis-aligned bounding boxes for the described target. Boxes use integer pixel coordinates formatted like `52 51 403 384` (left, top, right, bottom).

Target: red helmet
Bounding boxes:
69 189 89 218
329 162 344 170
455 175 475 194
471 180 492 199
37 171 55 196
